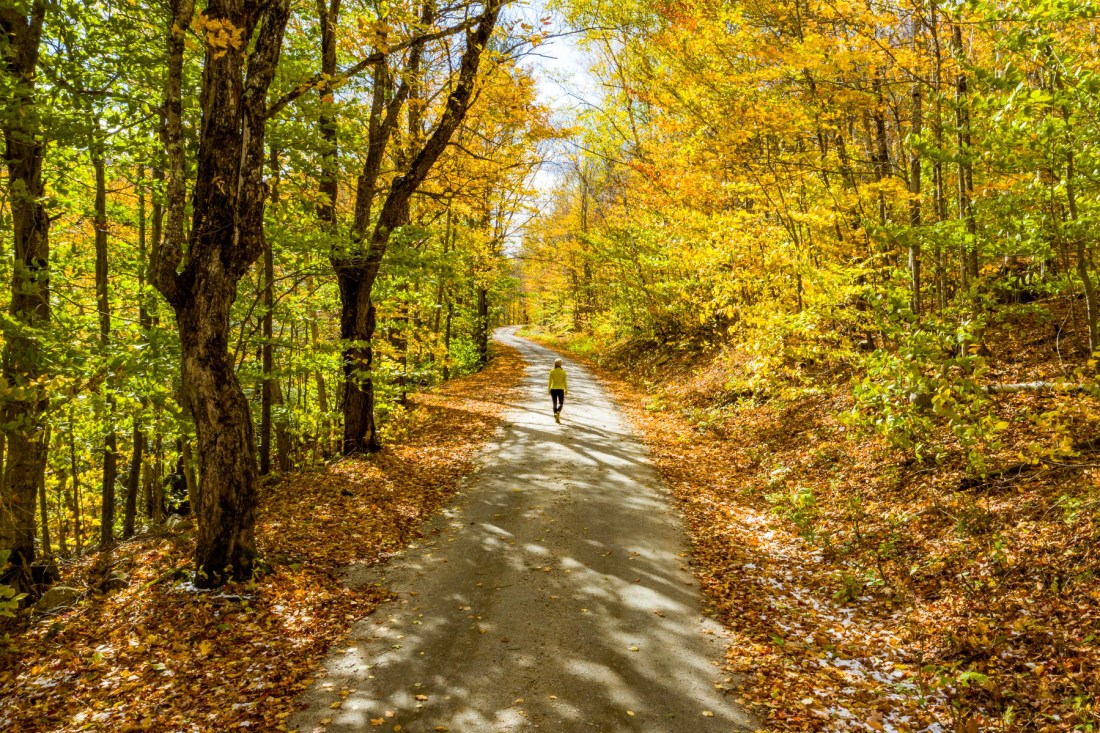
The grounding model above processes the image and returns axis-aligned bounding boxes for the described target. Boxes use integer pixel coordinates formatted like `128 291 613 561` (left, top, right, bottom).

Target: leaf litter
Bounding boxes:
565 341 1100 733
0 345 524 732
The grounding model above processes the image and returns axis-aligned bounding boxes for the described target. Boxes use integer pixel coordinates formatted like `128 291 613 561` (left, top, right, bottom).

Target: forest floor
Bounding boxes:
0 345 525 732
532 317 1100 733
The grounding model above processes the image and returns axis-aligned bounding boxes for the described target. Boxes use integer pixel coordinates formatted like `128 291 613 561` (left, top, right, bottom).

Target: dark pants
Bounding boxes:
550 389 565 413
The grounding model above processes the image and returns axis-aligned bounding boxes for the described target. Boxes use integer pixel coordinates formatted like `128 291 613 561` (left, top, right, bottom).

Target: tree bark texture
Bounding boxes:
151 0 290 586
316 0 340 228
0 0 50 581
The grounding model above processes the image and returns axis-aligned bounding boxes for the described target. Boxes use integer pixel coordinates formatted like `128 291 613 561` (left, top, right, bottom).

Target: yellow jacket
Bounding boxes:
548 367 568 393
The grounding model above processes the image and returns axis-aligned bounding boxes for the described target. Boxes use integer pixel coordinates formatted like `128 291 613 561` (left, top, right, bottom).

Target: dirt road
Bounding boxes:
290 328 755 732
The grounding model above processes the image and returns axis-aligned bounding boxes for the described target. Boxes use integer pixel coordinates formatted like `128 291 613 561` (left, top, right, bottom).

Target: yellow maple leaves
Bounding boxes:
192 13 245 60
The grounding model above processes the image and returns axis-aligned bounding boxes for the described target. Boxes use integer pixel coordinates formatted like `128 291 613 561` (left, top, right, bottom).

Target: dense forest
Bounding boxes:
4 0 1100 729
525 0 1100 460
520 0 1100 729
0 0 549 590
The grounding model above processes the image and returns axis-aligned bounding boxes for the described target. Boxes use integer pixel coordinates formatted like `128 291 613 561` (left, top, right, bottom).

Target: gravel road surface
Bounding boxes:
290 327 756 732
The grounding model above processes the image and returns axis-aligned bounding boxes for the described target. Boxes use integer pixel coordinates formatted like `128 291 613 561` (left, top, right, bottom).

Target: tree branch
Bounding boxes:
264 15 483 121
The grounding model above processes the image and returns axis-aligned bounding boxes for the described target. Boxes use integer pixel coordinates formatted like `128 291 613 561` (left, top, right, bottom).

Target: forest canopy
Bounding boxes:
0 0 552 589
522 0 1100 469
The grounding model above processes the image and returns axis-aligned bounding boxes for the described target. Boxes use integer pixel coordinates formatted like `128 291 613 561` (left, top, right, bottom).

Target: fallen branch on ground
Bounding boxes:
983 381 1095 394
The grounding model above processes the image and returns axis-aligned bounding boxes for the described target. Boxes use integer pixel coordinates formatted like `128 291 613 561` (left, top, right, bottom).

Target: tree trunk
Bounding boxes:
271 377 295 471
0 0 50 581
124 166 150 539
68 410 83 554
37 452 50 558
260 148 278 475
124 428 143 538
930 0 948 309
93 140 118 550
151 0 290 587
178 292 259 582
338 274 379 453
55 461 67 557
443 298 453 381
316 0 340 228
1066 152 1098 353
148 432 165 524
338 0 500 454
336 55 401 454
908 9 923 316
476 286 489 367
952 22 978 283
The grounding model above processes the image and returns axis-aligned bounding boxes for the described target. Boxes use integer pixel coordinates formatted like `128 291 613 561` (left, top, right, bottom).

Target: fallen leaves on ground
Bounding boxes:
555 333 1100 733
0 345 524 732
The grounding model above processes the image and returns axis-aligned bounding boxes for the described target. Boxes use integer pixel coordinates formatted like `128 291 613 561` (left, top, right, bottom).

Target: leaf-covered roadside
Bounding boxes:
557 339 1100 732
0 345 524 732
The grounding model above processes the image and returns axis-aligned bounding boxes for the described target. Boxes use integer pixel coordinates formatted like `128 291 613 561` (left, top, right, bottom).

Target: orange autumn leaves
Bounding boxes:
562 337 1100 732
0 346 524 732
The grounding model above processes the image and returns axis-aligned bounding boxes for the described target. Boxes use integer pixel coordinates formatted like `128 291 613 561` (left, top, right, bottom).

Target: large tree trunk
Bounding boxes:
338 274 378 453
177 285 259 582
152 0 290 587
337 55 400 454
0 0 49 583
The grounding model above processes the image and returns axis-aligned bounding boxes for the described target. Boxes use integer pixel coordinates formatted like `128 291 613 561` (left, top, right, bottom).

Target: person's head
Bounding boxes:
554 358 563 368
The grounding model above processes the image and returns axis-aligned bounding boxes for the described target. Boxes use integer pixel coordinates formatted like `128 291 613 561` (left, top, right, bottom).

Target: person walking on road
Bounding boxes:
548 358 568 422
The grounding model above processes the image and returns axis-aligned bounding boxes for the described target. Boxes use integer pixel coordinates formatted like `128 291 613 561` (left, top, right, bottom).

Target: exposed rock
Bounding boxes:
102 571 129 593
166 514 194 532
34 586 81 613
908 390 933 411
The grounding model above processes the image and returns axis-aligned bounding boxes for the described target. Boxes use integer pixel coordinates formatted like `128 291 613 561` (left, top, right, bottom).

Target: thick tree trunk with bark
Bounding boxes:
177 285 260 581
152 0 290 586
0 1 50 582
338 273 378 452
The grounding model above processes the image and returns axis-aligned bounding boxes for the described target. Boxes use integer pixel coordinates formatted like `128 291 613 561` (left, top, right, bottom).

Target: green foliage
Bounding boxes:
848 310 1009 472
766 485 818 540
0 552 27 619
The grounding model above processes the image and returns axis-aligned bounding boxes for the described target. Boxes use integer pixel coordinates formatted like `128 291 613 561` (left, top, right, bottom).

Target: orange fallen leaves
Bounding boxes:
0 346 524 732
566 337 1100 733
